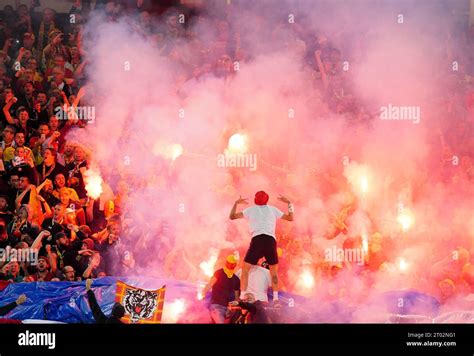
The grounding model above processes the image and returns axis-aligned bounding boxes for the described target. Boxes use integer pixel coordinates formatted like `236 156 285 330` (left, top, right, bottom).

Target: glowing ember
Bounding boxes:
170 143 183 161
152 141 183 161
344 163 372 197
228 133 248 153
398 258 409 272
299 269 315 289
362 232 369 254
233 250 240 261
360 176 369 193
397 208 414 232
167 298 186 322
199 250 218 278
84 169 103 199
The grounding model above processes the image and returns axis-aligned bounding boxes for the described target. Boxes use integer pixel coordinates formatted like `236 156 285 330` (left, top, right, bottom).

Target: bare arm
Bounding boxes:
27 13 32 34
83 253 100 279
36 179 51 193
201 276 217 297
38 196 52 218
42 44 52 58
229 196 248 220
3 99 17 125
2 38 12 54
82 264 94 279
278 195 294 221
15 186 32 209
60 91 70 110
77 27 85 57
27 184 39 222
85 199 94 224
46 96 57 117
32 136 46 156
31 230 50 250
314 50 329 90
74 60 88 77
15 48 26 66
73 86 86 108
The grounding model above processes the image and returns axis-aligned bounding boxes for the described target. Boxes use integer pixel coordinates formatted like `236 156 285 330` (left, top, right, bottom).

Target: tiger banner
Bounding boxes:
115 280 166 324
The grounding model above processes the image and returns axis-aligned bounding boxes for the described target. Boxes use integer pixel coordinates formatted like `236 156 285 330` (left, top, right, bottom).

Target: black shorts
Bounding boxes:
244 234 278 265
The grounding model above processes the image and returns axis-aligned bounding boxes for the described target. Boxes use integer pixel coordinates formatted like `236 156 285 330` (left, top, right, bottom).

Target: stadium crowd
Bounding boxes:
0 0 472 317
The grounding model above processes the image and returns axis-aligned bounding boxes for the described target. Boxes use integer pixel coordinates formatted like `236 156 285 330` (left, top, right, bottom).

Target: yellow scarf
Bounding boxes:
223 266 234 278
223 255 237 278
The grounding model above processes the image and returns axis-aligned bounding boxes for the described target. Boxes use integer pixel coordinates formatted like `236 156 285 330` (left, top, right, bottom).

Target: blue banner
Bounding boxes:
0 278 452 323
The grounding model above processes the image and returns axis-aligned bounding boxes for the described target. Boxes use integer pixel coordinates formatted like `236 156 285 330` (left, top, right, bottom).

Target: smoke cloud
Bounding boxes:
70 0 473 322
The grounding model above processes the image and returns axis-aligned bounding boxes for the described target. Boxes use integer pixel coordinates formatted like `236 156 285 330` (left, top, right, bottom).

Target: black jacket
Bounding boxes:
86 290 123 324
0 301 18 316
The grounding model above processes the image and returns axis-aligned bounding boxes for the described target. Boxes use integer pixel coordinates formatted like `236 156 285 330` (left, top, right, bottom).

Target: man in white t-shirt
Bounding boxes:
229 190 294 305
233 260 272 323
235 260 271 302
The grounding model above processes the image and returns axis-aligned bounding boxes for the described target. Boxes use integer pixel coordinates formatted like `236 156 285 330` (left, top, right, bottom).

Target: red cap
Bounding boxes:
254 191 269 205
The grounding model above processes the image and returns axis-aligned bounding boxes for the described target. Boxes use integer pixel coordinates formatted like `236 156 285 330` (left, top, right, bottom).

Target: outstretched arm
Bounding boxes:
229 196 248 220
315 50 329 90
31 230 50 250
200 276 217 299
3 98 17 125
278 195 294 221
85 279 107 324
83 253 100 279
0 294 26 316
